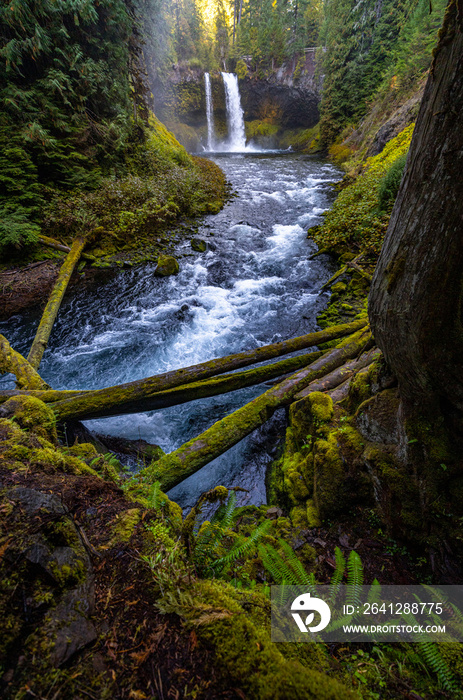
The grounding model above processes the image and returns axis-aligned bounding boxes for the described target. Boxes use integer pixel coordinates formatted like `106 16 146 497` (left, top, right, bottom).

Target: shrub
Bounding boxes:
377 152 407 211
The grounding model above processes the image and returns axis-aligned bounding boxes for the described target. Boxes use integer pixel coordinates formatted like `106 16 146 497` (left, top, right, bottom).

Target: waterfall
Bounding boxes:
221 72 246 151
204 72 215 150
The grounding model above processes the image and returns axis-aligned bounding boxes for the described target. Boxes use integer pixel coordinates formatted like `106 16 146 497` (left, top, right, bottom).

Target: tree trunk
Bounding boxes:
27 234 87 370
48 319 367 422
142 329 370 492
0 335 50 390
369 0 463 417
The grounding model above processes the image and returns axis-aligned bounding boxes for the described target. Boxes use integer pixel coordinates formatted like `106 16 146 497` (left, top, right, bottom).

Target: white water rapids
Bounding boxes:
1 153 342 509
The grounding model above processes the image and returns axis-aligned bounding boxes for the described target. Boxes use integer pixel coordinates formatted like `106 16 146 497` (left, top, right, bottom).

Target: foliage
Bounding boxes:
318 0 447 145
377 151 408 212
312 124 414 254
190 491 272 578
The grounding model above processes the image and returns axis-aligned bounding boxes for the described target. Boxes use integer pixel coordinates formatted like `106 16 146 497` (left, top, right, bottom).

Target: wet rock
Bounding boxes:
154 255 179 276
7 487 65 515
191 238 207 252
356 389 401 445
2 487 96 667
46 586 97 666
265 506 283 519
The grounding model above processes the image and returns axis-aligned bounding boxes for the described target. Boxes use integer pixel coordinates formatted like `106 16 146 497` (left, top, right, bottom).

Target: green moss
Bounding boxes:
183 579 355 699
284 456 310 503
108 508 141 545
347 367 372 412
306 499 321 527
313 124 415 254
1 395 57 442
308 392 334 424
64 442 98 460
154 254 179 276
313 432 345 520
290 504 309 529
245 120 279 139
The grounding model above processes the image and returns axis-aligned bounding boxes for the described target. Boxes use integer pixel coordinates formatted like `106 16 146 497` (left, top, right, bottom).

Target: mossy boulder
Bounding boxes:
313 432 345 520
191 237 207 252
171 579 356 700
154 254 179 276
0 395 57 442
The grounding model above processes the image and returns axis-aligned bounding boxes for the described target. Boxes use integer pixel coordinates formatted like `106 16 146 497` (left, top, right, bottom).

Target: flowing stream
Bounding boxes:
1 152 342 510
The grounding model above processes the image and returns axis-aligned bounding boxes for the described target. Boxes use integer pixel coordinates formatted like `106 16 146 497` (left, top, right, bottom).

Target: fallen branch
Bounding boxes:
321 253 365 290
27 234 88 370
48 319 367 422
0 335 50 390
38 234 96 262
141 328 370 492
345 260 372 283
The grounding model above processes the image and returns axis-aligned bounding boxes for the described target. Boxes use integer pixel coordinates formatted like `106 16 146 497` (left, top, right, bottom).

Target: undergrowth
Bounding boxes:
312 124 414 255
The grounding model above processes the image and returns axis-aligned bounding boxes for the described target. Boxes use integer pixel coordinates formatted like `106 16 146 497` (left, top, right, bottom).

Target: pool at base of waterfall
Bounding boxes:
1 152 342 510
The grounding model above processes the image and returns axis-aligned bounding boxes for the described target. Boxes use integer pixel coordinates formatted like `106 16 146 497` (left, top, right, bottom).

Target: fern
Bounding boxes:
148 480 167 510
346 550 364 608
211 519 272 572
417 641 460 694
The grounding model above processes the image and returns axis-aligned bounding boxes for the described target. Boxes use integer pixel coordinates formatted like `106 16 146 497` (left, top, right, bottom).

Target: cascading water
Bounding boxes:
221 72 247 151
1 154 342 510
204 72 215 151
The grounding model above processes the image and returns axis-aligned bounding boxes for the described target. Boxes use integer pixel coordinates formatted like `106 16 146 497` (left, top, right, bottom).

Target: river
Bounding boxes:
1 152 341 510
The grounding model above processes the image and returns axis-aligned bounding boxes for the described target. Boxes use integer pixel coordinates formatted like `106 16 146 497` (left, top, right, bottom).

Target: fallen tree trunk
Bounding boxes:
142 328 370 492
38 234 96 262
28 234 88 370
0 388 83 404
2 350 323 415
48 318 367 422
0 335 50 390
294 347 380 399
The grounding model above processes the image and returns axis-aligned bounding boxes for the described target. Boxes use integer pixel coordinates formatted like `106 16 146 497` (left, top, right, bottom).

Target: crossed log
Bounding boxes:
1 234 375 491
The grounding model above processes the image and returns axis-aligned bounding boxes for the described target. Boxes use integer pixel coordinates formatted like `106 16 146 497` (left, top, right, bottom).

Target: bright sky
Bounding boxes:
197 0 233 33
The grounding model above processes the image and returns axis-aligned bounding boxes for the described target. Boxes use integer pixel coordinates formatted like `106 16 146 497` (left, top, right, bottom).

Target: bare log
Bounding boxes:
327 378 352 403
27 234 88 370
38 234 96 262
0 335 50 390
142 328 370 492
49 319 367 422
294 347 380 399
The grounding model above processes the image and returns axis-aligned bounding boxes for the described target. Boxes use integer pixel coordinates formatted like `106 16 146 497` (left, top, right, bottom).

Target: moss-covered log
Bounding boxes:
0 335 50 390
38 234 96 262
48 319 367 422
1 352 324 413
142 328 370 491
27 234 88 370
0 388 83 404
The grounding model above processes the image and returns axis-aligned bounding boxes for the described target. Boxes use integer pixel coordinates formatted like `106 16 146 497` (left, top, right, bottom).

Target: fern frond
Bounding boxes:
345 550 363 608
418 641 460 693
212 519 272 571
